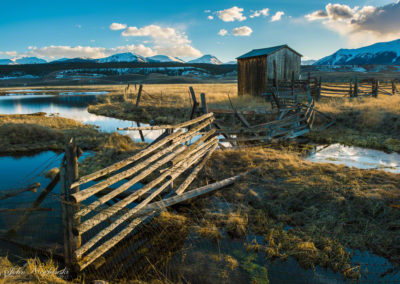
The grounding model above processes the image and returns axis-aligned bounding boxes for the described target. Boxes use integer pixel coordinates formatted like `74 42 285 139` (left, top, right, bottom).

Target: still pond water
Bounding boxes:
0 92 163 142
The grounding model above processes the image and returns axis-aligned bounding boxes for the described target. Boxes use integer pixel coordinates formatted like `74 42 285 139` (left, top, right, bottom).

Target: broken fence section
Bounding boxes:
68 113 221 271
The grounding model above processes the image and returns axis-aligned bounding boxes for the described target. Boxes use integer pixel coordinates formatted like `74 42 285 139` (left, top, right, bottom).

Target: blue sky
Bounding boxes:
0 0 398 62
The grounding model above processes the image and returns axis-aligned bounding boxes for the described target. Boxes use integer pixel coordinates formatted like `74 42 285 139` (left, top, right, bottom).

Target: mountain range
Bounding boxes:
0 52 228 65
314 39 400 65
4 39 400 66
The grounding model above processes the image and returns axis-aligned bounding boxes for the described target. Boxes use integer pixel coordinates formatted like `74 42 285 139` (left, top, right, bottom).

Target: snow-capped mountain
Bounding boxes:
0 59 14 65
188 55 223 65
0 57 46 65
225 60 237 65
51 57 96 63
314 39 400 65
14 57 47 64
98 52 146 63
146 55 185 63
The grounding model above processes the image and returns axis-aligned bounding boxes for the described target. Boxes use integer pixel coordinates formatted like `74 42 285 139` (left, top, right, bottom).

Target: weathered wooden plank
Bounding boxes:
136 168 253 216
171 129 215 166
173 143 217 196
117 113 214 131
71 130 183 188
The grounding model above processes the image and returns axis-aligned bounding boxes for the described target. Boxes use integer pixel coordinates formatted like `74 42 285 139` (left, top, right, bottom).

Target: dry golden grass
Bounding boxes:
88 83 268 125
187 146 400 277
0 113 144 155
311 94 400 152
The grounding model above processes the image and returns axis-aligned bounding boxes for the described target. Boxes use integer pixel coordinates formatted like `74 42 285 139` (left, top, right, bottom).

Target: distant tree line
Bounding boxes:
0 62 237 77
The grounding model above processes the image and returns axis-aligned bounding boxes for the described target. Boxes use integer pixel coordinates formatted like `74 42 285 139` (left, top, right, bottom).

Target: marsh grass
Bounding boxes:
311 94 400 152
185 146 400 278
0 113 144 157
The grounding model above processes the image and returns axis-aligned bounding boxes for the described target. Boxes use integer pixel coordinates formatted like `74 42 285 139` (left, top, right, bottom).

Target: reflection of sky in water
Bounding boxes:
0 93 163 142
307 144 400 173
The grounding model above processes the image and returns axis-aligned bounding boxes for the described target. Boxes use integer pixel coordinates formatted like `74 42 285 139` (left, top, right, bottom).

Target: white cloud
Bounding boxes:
217 6 246 22
232 26 253 36
109 22 127 30
121 24 202 57
154 44 201 58
218 29 228 36
208 15 214 20
0 51 18 57
204 10 211 13
305 10 328 21
305 2 400 46
75 24 82 29
271 11 285 22
250 8 269 18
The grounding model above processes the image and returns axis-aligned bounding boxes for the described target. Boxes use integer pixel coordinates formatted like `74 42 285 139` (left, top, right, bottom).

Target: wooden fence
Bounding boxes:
320 78 399 97
66 113 223 271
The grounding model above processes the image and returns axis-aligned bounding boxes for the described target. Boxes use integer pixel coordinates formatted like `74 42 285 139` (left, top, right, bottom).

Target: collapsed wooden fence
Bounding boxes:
66 113 232 271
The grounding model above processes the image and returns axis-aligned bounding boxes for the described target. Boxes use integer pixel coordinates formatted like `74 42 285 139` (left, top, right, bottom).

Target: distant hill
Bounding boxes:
301 59 317 65
188 55 223 65
14 57 47 64
0 57 46 65
97 52 146 63
225 60 237 65
51 57 96 63
0 59 14 65
146 55 185 63
315 39 400 65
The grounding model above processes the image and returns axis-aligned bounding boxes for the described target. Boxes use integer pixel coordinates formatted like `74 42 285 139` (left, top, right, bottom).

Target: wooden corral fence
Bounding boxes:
180 86 333 147
320 78 399 97
214 99 318 145
264 72 322 102
65 113 244 272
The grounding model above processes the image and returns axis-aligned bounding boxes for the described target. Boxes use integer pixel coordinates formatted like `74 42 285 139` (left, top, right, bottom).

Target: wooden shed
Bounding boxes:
237 45 302 96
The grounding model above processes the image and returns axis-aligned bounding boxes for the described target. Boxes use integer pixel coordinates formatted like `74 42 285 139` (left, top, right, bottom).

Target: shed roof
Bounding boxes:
236 45 302 60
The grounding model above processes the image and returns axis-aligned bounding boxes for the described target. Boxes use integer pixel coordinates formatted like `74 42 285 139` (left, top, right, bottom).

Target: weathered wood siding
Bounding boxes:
238 47 301 96
238 56 267 96
266 48 301 82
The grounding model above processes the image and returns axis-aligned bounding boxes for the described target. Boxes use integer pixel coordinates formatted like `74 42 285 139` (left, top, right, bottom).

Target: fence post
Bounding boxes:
317 76 322 101
136 84 143 107
291 71 295 99
134 84 145 142
62 138 82 272
372 79 377 97
392 80 396 95
189 86 198 121
354 77 358 97
349 79 353 96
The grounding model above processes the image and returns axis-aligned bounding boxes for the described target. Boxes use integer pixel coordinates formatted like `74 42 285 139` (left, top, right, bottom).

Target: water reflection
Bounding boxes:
307 144 400 173
0 92 163 142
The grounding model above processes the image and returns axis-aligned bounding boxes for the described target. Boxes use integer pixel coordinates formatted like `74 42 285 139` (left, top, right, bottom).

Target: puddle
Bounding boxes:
307 144 400 173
